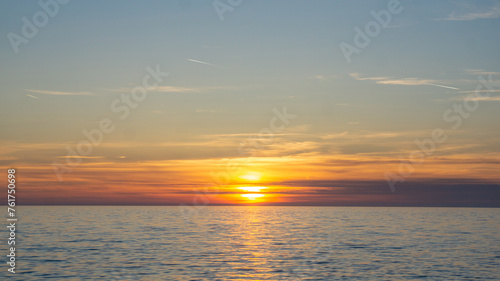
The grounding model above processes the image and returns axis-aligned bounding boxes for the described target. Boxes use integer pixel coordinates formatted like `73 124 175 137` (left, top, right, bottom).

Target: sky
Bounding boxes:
1 0 499 206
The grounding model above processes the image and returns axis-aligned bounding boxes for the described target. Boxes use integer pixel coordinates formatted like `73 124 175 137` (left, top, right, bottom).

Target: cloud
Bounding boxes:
465 69 500 76
455 69 500 95
377 78 436 86
349 73 389 81
444 4 500 21
271 179 500 207
108 85 234 94
148 86 197 93
381 80 460 90
474 96 500 101
150 86 238 93
350 73 459 89
55 156 105 159
459 89 500 94
311 75 338 80
321 131 402 140
458 95 500 102
26 89 94 96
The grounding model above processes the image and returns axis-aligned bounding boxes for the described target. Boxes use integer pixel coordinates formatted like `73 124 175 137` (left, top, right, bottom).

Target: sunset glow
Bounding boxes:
1 1 499 208
2 1 500 279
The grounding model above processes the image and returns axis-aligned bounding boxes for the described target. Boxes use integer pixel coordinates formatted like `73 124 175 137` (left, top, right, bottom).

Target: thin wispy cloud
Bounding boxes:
106 86 196 93
311 75 338 81
149 86 237 93
465 69 500 77
55 156 105 159
472 96 500 101
455 95 500 102
107 85 234 95
350 73 459 90
444 4 500 21
148 86 197 93
26 89 94 96
459 89 500 94
377 78 436 86
349 73 389 81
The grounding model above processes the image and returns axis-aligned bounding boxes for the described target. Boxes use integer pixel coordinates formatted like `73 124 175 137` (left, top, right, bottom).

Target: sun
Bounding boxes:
236 172 268 202
238 186 267 202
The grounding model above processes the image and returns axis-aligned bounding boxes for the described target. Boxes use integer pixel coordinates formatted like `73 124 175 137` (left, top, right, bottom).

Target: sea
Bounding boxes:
1 206 499 280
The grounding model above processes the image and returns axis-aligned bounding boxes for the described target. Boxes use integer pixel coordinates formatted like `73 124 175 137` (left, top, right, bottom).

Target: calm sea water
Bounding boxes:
1 206 499 280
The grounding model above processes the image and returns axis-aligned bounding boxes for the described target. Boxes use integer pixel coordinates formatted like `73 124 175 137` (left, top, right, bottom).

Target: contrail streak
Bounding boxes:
426 83 460 90
26 94 40 99
187 58 229 69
